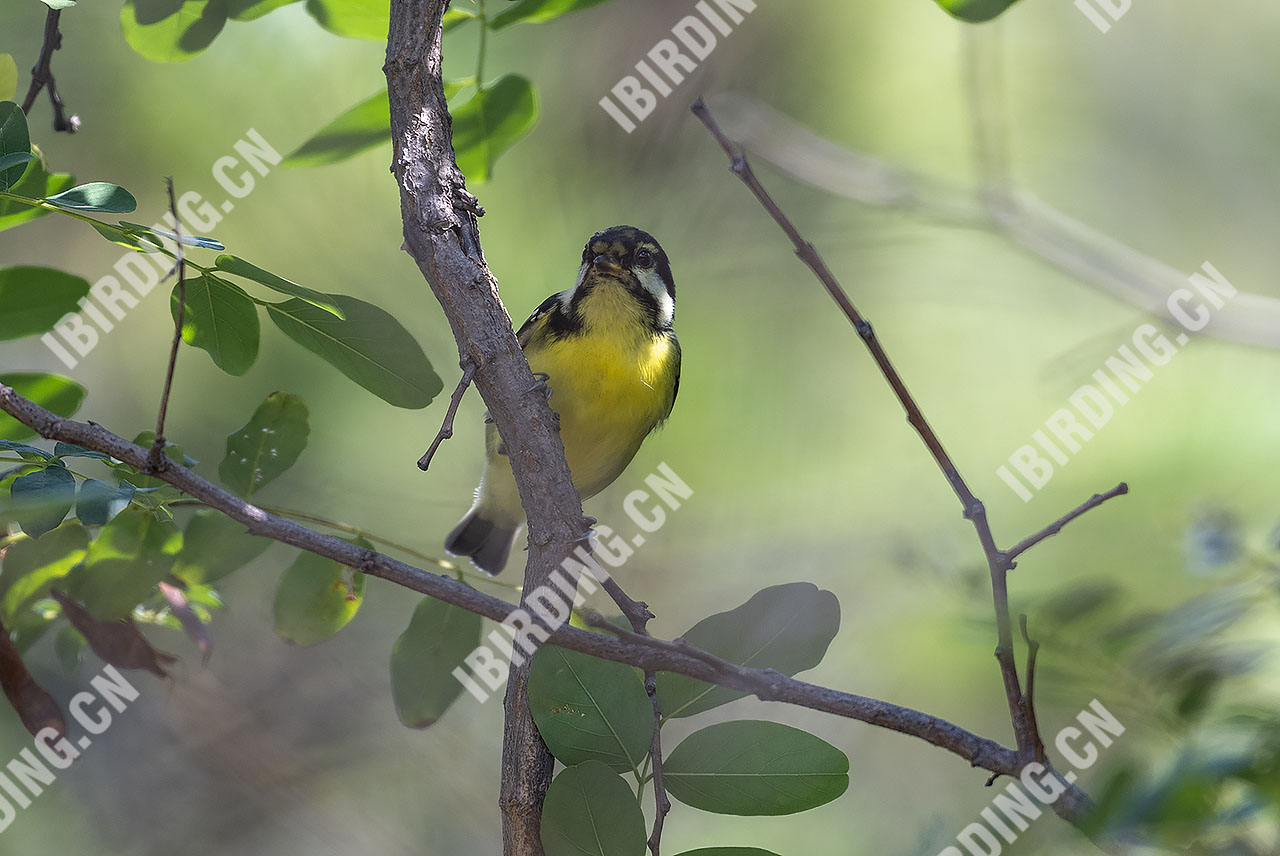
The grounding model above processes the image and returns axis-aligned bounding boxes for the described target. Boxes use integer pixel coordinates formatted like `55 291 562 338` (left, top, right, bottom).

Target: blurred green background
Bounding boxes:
1 0 1279 853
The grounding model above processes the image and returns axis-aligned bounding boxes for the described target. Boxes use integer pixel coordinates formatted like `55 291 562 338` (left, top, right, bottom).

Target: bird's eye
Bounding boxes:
634 248 653 268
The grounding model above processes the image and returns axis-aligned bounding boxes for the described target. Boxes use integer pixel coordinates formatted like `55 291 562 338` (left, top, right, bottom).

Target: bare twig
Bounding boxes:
21 9 78 133
1018 614 1045 764
149 178 185 473
418 360 477 470
691 98 1129 783
1006 483 1129 564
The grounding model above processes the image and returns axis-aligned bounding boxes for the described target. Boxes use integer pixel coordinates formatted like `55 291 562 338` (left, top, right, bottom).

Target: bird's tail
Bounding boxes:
445 509 519 576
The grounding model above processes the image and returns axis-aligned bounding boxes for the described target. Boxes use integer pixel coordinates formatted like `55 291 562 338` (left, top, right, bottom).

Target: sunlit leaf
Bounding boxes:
226 0 301 19
9 465 76 538
657 582 840 718
674 850 783 856
489 0 611 30
451 75 537 183
664 721 850 815
273 549 365 646
282 91 390 168
172 508 272 584
45 182 137 213
0 373 85 442
391 595 483 727
0 56 16 102
934 0 1021 22
73 509 183 621
529 645 651 772
218 392 309 498
0 520 89 620
119 220 225 250
0 266 91 340
121 0 228 63
267 295 441 408
40 0 79 9
304 0 388 39
0 101 31 190
170 275 260 375
0 149 73 232
214 254 343 317
541 761 647 856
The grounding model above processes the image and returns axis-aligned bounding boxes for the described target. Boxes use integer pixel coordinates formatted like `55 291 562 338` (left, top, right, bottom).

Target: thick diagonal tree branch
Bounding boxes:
382 3 585 852
0 385 1105 830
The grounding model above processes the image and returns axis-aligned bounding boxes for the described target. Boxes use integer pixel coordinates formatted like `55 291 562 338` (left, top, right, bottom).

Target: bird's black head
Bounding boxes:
580 225 676 310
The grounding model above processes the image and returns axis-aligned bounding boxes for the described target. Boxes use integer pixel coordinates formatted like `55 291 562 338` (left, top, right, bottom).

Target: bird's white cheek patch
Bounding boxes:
637 269 674 327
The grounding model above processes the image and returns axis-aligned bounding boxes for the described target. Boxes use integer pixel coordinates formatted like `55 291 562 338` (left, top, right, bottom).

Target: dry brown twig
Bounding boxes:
20 8 78 133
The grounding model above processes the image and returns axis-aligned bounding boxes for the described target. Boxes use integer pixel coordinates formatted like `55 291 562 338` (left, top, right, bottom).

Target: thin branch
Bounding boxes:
1018 614 1045 764
1006 483 1129 564
21 9 78 134
0 384 1101 826
149 178 185 473
418 359 477 470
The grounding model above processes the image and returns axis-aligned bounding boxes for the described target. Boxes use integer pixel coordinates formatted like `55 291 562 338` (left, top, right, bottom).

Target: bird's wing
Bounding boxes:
516 292 565 349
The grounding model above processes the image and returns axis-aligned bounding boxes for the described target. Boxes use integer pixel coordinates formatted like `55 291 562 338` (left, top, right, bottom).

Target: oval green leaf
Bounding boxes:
45 182 137 213
0 440 53 461
304 0 388 39
73 509 183 620
266 295 441 409
171 275 260 375
121 0 228 63
0 152 33 173
0 267 91 340
9 465 76 538
283 91 390 168
674 850 784 856
541 761 647 856
664 721 850 816
391 595 483 728
489 0 611 30
657 582 840 719
74 479 137 526
0 150 74 232
172 508 273 584
0 101 31 190
273 549 365 646
218 392 310 498
226 0 302 19
934 0 1020 22
452 75 537 183
0 520 89 621
0 374 85 442
529 645 651 773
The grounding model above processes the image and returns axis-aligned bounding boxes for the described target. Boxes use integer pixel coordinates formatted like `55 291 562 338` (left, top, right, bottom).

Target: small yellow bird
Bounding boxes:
445 226 681 574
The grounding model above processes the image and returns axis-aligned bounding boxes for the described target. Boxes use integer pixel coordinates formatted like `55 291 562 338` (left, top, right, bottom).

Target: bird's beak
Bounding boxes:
592 254 623 275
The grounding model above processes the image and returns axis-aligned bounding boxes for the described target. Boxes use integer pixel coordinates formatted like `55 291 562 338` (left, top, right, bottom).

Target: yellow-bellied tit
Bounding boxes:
445 226 681 574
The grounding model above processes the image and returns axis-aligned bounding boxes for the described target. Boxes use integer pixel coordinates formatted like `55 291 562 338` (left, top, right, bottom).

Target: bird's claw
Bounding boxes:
529 372 553 400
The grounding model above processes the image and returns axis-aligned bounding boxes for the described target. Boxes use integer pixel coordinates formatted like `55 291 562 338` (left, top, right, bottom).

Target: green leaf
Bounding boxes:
489 0 611 29
72 509 182 620
657 582 840 719
0 149 74 232
0 374 85 442
53 442 111 461
664 721 850 816
529 645 651 773
674 851 783 856
934 0 1021 22
0 440 53 461
41 0 79 9
273 549 365 645
541 761 647 856
54 625 85 675
118 220 224 251
304 0 388 39
0 152 33 173
9 465 76 538
0 56 16 102
226 0 302 19
45 182 137 213
0 102 31 190
214 254 343 317
218 392 310 498
0 521 89 620
267 295 441 408
0 266 91 340
391 595 483 728
121 0 228 63
75 479 137 526
282 91 390 168
451 75 537 183
172 508 272 583
171 275 260 375
442 7 475 30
